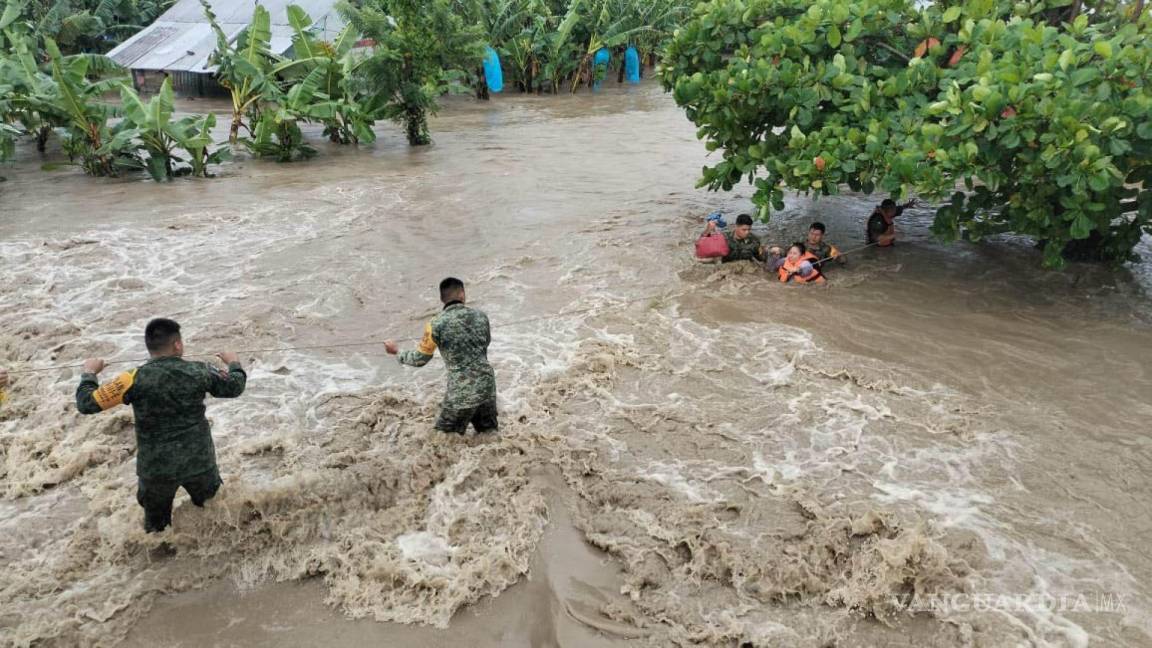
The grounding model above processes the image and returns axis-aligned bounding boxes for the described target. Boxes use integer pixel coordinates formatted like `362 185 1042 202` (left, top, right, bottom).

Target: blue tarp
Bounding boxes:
625 46 640 83
592 47 610 90
484 46 503 93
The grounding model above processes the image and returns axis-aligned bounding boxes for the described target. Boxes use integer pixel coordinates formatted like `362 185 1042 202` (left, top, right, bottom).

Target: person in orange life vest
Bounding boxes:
768 243 827 284
866 198 916 247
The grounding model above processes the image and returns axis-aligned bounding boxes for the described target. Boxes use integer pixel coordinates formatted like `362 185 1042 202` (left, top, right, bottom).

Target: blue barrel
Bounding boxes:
625 46 640 83
483 46 503 93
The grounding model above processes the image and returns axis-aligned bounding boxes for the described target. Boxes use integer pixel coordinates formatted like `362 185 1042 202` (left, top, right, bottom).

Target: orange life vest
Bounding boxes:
778 252 826 284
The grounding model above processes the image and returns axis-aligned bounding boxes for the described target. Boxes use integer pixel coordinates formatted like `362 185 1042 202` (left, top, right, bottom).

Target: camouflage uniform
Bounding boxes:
722 231 765 263
806 240 841 269
76 356 246 532
398 301 497 434
866 206 902 245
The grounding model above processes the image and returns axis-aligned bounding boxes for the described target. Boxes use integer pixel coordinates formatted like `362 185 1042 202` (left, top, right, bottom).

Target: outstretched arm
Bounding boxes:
206 352 247 398
386 322 436 368
76 358 134 414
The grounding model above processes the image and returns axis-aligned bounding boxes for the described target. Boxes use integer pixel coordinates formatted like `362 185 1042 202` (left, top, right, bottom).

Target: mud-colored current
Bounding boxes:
1 83 1151 648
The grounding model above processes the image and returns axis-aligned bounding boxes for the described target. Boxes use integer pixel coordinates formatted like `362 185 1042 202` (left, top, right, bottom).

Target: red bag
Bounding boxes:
695 232 730 259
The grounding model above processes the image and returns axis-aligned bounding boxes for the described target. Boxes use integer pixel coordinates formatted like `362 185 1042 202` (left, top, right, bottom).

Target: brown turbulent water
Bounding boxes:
1 83 1151 648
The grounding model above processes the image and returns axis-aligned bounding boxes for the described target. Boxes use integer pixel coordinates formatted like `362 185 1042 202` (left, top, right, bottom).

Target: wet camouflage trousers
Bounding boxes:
137 467 222 533
435 398 499 434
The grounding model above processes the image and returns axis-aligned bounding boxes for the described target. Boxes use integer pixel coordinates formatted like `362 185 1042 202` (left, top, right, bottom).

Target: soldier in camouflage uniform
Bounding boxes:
385 278 498 435
701 213 765 263
805 222 844 270
76 318 246 533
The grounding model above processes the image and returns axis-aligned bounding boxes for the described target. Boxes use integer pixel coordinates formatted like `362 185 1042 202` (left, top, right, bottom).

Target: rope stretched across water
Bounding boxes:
5 291 677 375
5 242 882 376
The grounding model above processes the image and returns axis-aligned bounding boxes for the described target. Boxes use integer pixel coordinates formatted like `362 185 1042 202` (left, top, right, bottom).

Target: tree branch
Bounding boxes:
874 40 911 64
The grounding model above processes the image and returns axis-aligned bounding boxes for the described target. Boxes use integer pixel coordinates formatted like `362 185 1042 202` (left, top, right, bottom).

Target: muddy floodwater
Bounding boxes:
1 83 1151 648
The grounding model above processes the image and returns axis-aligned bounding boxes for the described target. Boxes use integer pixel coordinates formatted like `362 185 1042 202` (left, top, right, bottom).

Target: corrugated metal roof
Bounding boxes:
108 0 344 72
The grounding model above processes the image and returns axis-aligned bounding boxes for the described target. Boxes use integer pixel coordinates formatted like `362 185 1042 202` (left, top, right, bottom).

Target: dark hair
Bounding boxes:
809 222 826 233
439 277 465 303
881 199 897 208
790 242 807 253
735 213 754 227
145 318 181 352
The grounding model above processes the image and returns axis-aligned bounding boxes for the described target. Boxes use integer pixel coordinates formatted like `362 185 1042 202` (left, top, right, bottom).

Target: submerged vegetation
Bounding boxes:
2 0 1148 269
1 0 692 171
663 0 1152 266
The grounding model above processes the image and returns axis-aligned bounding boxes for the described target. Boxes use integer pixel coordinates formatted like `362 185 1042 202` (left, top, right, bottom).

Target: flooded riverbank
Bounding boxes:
1 83 1150 647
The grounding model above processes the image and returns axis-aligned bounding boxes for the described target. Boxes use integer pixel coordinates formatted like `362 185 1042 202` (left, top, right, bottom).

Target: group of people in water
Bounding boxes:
698 198 915 283
0 199 920 533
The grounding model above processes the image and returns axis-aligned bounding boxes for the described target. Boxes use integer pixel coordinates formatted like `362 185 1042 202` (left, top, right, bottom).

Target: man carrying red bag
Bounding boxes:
696 213 765 263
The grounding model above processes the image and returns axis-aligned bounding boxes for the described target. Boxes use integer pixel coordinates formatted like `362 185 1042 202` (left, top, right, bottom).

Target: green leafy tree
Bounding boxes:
662 0 1152 266
340 0 485 145
0 0 174 54
569 0 686 92
1 29 59 152
273 4 380 144
105 77 230 179
203 0 281 144
244 65 329 161
44 37 130 175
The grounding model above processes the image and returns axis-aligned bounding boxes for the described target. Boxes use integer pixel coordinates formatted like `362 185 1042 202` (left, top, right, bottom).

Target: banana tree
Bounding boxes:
181 111 229 176
0 122 19 164
202 0 281 143
540 0 582 92
2 2 52 150
569 0 673 92
245 66 333 161
44 37 128 175
495 1 551 91
103 77 229 179
272 4 379 144
2 0 171 55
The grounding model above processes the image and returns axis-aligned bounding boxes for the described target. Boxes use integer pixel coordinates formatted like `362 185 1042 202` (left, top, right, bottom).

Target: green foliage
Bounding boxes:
44 36 129 175
0 29 60 154
203 0 281 143
2 27 227 180
340 0 485 145
247 111 316 162
243 66 326 162
0 121 19 163
107 78 230 179
460 0 689 93
273 7 380 144
662 0 1152 266
0 0 173 54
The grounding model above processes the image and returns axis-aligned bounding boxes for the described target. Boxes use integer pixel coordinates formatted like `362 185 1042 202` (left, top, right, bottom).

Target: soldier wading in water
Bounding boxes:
76 318 247 533
386 277 498 435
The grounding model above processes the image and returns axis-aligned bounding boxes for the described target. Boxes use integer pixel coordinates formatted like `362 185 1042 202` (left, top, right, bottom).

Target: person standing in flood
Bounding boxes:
866 198 916 247
76 318 246 533
386 278 498 436
701 213 766 263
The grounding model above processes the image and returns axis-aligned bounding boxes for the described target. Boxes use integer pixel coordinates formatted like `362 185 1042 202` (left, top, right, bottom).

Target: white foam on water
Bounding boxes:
396 531 455 567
